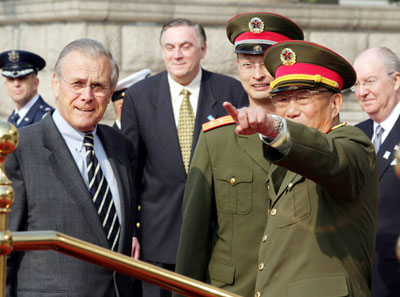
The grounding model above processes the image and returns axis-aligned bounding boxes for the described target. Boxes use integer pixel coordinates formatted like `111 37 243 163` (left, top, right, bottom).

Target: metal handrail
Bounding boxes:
0 230 241 297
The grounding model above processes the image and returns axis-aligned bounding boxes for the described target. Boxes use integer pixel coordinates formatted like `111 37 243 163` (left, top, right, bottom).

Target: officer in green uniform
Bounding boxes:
224 40 379 297
174 13 303 297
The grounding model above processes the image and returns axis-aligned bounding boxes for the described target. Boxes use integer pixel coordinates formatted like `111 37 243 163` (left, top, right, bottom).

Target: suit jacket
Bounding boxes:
254 122 378 297
5 113 137 297
174 124 270 297
8 95 53 128
121 69 249 264
357 116 400 297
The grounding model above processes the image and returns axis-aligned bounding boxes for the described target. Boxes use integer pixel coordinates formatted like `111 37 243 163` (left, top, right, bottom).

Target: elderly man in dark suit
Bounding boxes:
0 50 53 128
353 47 400 297
5 38 137 297
121 17 248 297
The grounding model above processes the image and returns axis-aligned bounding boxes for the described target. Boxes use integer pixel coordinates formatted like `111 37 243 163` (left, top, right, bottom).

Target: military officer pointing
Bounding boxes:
174 12 303 297
0 50 53 128
224 40 379 297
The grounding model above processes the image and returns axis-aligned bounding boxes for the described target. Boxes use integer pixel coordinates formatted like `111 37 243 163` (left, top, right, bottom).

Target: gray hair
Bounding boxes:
159 18 206 47
357 46 400 74
54 38 119 89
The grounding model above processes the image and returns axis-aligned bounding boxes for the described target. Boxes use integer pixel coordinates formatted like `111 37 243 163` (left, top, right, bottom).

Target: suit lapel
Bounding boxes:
18 97 42 127
376 114 400 179
42 115 110 247
152 72 185 172
193 70 218 152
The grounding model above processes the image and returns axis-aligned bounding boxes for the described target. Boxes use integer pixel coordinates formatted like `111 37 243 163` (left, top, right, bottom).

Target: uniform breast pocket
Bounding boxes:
214 167 253 214
277 177 311 227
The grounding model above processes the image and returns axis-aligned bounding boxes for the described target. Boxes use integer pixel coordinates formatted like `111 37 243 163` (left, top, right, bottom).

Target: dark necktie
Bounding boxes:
84 133 120 251
373 125 384 154
11 112 20 126
178 88 195 173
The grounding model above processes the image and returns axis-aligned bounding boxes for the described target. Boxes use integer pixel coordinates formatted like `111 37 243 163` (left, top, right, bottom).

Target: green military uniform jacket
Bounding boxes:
175 123 270 297
254 121 379 297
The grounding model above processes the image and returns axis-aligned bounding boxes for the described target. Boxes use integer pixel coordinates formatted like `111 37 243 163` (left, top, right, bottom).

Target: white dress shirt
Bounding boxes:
52 110 121 222
13 94 40 125
373 101 400 144
168 69 202 127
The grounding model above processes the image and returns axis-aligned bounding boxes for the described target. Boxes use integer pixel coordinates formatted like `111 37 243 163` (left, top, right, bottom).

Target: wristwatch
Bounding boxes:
269 115 284 139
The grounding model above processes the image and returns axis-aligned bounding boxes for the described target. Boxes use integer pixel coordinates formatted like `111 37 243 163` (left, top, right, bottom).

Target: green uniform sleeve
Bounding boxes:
264 120 376 200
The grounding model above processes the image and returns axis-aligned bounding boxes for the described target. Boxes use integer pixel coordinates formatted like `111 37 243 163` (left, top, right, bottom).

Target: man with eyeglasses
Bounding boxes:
5 38 138 297
174 13 303 297
222 40 378 296
353 47 400 297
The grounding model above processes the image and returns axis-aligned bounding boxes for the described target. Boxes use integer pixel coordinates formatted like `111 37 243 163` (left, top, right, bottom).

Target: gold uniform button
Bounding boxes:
137 205 142 211
267 184 270 190
255 292 261 297
270 208 277 216
136 222 141 228
230 177 236 185
258 263 264 271
262 235 268 242
288 182 293 189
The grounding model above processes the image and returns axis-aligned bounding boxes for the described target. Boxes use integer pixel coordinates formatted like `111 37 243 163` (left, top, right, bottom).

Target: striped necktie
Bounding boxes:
84 133 120 251
178 88 195 173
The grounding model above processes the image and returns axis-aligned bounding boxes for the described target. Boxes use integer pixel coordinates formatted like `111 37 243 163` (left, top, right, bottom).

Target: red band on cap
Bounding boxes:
235 31 291 45
276 63 344 90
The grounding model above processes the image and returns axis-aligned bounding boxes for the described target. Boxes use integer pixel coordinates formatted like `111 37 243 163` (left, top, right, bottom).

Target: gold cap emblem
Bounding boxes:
8 50 19 63
253 45 263 52
280 48 296 66
248 17 264 34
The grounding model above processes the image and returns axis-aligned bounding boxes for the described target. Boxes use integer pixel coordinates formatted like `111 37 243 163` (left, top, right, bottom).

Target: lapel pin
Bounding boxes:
383 151 391 160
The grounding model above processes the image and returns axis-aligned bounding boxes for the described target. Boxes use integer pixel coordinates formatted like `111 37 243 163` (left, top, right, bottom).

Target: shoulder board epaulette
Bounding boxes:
327 122 347 134
202 115 235 132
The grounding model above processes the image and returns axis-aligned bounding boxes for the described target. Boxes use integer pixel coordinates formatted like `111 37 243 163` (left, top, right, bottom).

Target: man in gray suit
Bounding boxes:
5 38 138 297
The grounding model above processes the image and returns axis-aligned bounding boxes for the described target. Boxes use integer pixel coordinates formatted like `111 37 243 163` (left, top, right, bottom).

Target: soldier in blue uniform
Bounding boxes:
0 49 53 128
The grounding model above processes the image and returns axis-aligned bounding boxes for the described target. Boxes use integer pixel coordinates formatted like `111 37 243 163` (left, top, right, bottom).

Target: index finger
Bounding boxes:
223 101 239 123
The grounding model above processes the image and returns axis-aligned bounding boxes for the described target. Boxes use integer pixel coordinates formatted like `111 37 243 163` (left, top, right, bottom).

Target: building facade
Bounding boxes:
1 0 400 125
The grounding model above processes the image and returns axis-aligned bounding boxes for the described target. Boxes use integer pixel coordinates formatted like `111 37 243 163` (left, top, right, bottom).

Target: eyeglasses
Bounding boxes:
268 89 334 108
350 72 394 93
239 61 267 73
60 76 111 98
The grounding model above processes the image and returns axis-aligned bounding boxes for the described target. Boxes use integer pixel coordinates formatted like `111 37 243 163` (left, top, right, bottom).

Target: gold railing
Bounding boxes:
0 230 240 297
0 121 241 297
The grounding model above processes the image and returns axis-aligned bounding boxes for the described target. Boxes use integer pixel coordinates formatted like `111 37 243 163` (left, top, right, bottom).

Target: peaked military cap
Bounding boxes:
0 50 46 78
226 12 304 54
112 68 151 102
264 40 356 92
